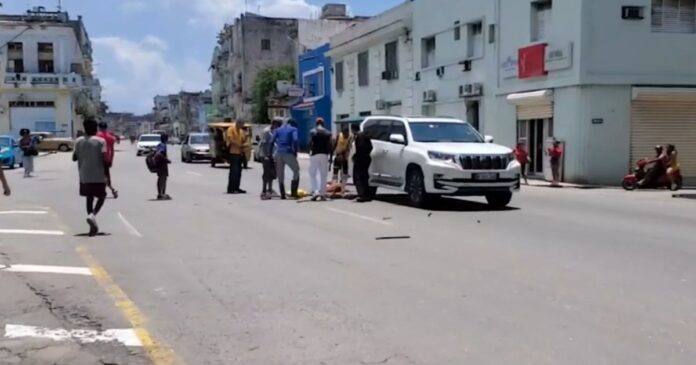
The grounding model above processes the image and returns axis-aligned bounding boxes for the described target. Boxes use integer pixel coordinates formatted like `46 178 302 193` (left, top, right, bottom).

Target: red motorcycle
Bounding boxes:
622 159 682 191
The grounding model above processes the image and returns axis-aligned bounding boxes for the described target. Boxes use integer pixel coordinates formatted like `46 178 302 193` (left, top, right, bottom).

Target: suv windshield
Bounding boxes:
0 138 11 147
409 122 483 143
190 135 209 144
140 135 161 142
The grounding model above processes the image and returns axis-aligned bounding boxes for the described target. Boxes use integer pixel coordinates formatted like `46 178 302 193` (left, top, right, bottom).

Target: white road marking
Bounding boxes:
0 210 48 215
4 325 142 347
186 171 203 177
324 207 393 226
117 212 143 238
1 264 92 276
0 229 64 236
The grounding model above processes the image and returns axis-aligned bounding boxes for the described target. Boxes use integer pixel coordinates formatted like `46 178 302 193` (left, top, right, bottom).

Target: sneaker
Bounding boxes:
86 214 98 236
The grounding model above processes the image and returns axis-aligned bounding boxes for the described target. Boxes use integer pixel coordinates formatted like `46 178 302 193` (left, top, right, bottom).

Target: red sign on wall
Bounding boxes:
518 44 547 79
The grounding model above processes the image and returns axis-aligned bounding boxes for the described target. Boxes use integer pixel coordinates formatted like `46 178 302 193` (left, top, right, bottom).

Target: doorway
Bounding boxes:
517 118 553 175
466 100 480 131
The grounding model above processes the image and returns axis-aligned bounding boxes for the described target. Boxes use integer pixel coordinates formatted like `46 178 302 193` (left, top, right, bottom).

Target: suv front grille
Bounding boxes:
460 155 510 170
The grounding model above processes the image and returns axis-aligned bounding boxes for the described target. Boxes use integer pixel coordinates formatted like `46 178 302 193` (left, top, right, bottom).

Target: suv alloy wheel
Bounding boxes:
407 167 434 208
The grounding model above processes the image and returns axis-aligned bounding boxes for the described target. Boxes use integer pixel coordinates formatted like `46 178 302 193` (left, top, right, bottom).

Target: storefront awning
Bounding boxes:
506 89 554 106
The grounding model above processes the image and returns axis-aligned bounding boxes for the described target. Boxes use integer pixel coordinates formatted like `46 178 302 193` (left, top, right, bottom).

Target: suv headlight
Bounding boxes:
428 151 458 163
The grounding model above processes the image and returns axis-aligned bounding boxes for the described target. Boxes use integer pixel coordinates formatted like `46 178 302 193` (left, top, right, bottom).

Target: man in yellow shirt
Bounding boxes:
226 120 247 194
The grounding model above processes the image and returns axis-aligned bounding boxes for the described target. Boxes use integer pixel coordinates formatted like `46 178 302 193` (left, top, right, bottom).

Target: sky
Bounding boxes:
3 0 402 114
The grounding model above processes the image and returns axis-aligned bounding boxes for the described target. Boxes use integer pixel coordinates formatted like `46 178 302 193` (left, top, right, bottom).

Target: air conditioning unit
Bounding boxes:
381 70 399 80
459 83 483 98
423 90 437 103
622 6 644 20
376 99 387 110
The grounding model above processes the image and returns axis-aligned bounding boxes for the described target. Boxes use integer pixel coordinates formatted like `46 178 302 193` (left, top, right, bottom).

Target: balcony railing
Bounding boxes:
4 73 83 88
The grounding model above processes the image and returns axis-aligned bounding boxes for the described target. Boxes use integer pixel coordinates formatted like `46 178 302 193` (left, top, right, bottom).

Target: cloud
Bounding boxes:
163 0 319 28
93 36 209 113
120 1 147 13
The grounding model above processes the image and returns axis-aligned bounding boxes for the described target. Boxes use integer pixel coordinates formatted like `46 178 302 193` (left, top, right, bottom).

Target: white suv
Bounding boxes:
361 116 521 208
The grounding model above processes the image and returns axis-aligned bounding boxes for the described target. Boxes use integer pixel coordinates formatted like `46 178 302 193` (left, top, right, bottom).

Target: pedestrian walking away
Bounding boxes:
548 140 563 187
97 121 119 198
226 120 247 194
73 119 108 236
0 167 10 196
352 124 373 202
19 128 37 178
514 142 530 185
260 119 281 199
332 125 352 188
155 133 172 200
273 119 301 199
308 118 332 201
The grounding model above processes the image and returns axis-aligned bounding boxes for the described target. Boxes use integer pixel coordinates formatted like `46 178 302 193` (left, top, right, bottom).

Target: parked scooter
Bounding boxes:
622 158 682 191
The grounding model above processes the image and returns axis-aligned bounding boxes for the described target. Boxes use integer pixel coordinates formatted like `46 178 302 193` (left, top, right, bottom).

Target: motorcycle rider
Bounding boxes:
665 144 680 189
638 145 667 188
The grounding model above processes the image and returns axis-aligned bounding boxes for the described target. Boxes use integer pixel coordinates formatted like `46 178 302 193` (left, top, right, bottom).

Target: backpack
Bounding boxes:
145 151 159 173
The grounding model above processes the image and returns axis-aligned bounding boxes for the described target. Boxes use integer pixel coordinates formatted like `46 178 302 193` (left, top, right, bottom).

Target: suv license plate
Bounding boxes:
473 173 498 181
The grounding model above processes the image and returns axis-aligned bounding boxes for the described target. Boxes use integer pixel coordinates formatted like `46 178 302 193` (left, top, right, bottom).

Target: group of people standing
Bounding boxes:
226 117 374 202
513 139 564 186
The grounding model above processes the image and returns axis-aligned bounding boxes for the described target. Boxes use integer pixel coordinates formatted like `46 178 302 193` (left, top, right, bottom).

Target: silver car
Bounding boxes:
181 133 211 163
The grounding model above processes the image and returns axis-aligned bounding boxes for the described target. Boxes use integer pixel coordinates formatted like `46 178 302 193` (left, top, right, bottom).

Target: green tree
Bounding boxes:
252 65 295 124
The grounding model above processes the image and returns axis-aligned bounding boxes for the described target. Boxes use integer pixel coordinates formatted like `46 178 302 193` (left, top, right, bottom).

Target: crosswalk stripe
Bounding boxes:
0 229 65 236
4 325 142 347
0 211 48 215
1 264 92 276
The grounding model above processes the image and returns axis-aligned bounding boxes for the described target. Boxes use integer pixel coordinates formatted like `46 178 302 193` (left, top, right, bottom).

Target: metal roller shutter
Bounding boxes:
631 99 696 179
516 103 553 120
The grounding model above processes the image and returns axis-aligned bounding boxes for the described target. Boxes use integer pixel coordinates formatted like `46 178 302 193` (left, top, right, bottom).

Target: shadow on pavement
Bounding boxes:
375 194 520 212
74 232 111 237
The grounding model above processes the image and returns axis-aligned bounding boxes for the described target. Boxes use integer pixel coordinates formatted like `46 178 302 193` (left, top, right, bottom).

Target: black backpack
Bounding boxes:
145 152 159 173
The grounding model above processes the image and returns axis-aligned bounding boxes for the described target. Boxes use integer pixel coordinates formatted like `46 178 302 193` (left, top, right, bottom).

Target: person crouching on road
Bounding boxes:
352 124 373 203
155 133 172 200
97 121 118 199
273 119 300 199
226 120 247 194
308 118 332 201
73 119 108 236
260 119 281 199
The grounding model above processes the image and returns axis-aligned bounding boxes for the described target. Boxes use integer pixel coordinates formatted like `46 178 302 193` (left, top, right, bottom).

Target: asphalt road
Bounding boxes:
1 144 695 365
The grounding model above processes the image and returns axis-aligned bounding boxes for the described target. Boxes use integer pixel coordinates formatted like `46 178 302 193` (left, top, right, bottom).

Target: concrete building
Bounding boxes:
210 4 363 122
327 1 414 121
383 0 696 185
0 7 101 137
153 90 212 136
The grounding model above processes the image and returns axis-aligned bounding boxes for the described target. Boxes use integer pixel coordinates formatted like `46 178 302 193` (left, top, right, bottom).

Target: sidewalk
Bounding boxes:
525 178 607 189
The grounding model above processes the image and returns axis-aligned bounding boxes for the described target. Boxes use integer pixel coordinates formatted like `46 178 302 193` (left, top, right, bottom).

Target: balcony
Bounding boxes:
4 73 83 89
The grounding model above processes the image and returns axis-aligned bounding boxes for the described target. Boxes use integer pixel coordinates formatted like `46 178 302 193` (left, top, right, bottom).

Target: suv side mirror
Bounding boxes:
389 133 406 145
484 135 494 143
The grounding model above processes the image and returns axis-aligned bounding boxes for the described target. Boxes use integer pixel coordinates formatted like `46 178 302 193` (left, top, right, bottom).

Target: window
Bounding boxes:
384 41 399 79
652 0 696 33
335 61 345 91
454 21 461 41
391 121 407 139
359 110 372 117
364 120 392 141
358 51 369 87
421 36 436 68
531 0 553 42
261 39 271 51
7 42 24 73
467 21 484 58
39 60 55 73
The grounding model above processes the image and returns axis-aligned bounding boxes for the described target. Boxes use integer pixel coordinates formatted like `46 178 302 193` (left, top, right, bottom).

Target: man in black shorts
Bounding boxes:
73 119 108 236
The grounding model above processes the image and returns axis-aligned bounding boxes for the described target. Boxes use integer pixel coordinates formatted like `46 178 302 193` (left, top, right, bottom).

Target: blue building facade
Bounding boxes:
291 43 332 149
